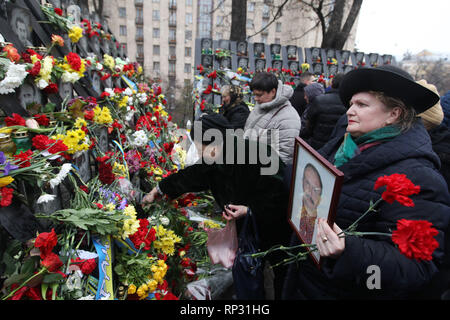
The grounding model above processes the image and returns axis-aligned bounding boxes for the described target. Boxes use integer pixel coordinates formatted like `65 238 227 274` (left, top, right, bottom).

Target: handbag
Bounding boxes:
206 219 238 269
232 209 265 300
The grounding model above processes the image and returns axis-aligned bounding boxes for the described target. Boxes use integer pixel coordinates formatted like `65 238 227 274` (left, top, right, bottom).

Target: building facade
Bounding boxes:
104 0 358 103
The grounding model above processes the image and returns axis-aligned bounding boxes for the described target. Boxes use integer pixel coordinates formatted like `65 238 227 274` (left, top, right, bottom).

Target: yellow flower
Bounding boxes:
123 205 137 218
127 284 136 295
153 225 181 256
74 117 87 128
0 176 14 187
118 96 129 108
113 163 127 178
105 203 115 212
147 279 158 292
103 54 115 70
203 219 221 229
69 26 84 43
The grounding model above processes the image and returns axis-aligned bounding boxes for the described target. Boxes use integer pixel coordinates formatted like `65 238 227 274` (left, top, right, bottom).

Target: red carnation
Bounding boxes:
207 70 217 79
0 187 14 207
203 85 213 95
374 174 421 207
392 219 439 261
34 114 50 126
84 109 95 121
101 73 111 81
80 259 97 275
44 83 59 95
79 185 89 194
32 135 52 150
5 113 26 127
66 52 82 71
34 229 58 259
48 140 68 154
28 61 41 77
41 252 63 272
13 150 33 168
54 7 63 16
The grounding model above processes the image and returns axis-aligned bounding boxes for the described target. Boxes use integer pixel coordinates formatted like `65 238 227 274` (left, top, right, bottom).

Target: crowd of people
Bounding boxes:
143 66 450 300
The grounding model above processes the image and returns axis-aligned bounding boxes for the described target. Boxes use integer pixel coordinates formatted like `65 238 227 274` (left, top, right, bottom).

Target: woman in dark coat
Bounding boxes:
220 85 250 129
142 113 291 299
282 65 450 300
300 74 347 150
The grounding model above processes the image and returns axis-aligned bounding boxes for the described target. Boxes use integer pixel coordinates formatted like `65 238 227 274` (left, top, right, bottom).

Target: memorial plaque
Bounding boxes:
272 59 282 70
255 58 266 71
287 45 297 60
201 38 213 55
382 54 392 65
253 42 265 58
312 62 323 75
238 57 248 69
7 2 34 47
74 151 92 183
288 60 299 73
311 47 322 63
368 53 379 67
201 54 213 68
237 41 248 56
270 43 281 60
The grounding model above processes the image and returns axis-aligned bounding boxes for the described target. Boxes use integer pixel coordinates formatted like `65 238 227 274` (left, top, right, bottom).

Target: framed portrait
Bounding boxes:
288 138 344 267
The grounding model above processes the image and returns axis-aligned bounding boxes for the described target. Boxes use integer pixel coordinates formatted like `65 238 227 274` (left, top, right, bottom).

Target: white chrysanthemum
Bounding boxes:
137 93 147 104
37 194 56 204
0 63 28 95
61 71 81 83
124 88 133 96
160 217 170 226
49 163 73 188
37 79 49 90
105 88 115 96
132 130 148 147
77 295 95 300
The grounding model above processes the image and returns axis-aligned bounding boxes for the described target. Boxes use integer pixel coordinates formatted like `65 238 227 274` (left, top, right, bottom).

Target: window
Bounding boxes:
119 25 127 36
248 2 255 12
153 28 160 38
186 0 192 6
153 45 160 55
169 61 176 73
216 15 224 26
276 22 282 32
119 7 126 18
185 30 192 40
275 38 281 44
216 32 223 40
186 13 192 25
137 44 144 57
136 8 143 19
185 47 191 57
153 10 160 21
169 29 176 41
184 63 191 73
261 34 267 43
153 62 160 72
247 19 253 29
169 11 176 26
136 27 143 38
153 0 160 2
169 46 176 57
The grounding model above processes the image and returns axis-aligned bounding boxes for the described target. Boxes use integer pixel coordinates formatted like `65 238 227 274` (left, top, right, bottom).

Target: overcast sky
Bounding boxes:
354 0 450 60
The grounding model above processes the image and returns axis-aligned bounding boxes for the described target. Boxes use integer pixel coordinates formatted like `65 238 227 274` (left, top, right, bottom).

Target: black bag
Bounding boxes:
232 209 265 300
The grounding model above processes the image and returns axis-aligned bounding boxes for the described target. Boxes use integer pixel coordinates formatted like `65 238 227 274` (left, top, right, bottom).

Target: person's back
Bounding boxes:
289 72 314 118
300 74 347 150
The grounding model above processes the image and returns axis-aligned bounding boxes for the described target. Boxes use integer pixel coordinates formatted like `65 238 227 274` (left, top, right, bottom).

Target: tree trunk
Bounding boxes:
230 0 247 42
92 0 104 17
321 0 363 49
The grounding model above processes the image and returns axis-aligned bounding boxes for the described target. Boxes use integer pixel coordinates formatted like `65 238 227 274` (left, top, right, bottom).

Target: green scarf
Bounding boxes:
334 125 402 167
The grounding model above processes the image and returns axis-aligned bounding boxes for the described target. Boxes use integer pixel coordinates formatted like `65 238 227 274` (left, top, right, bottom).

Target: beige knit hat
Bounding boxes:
416 79 444 130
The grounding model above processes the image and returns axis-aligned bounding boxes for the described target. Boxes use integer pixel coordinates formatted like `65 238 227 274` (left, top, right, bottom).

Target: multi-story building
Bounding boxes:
104 0 358 104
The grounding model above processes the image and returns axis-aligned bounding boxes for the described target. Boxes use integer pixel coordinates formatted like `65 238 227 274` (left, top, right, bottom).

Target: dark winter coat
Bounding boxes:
158 136 291 253
429 123 450 193
282 119 450 299
289 83 308 118
221 100 250 130
300 89 347 150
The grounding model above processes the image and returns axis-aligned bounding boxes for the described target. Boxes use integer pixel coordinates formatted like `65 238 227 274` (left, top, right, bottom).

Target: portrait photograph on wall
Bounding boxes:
288 137 344 267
